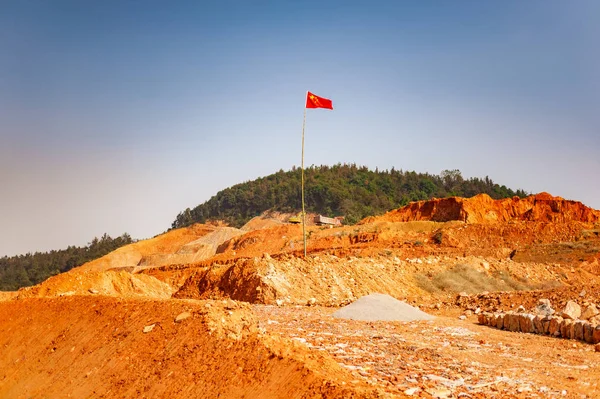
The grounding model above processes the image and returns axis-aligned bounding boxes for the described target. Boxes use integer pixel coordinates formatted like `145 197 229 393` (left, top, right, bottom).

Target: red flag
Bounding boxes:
306 91 333 110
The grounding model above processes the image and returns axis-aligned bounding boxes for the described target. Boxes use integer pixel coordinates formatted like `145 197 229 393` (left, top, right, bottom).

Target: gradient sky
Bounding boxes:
1 1 599 256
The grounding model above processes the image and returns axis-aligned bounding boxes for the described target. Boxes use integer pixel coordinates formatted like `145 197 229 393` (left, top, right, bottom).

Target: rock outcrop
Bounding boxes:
362 193 600 224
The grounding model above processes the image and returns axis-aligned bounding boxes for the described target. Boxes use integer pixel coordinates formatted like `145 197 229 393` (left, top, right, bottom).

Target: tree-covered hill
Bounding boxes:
172 164 527 228
0 233 133 291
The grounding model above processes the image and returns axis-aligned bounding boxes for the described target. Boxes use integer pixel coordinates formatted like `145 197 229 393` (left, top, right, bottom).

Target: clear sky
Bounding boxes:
1 1 599 256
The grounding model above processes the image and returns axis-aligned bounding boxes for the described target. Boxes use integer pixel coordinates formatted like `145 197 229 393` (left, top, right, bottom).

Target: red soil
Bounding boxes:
362 193 600 224
0 296 380 398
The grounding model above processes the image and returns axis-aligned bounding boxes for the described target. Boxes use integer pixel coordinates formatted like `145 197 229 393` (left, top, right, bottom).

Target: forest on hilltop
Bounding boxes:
0 233 133 291
172 164 527 228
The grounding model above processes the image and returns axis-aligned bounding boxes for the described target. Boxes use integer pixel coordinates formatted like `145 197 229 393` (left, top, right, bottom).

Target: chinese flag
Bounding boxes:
306 91 333 110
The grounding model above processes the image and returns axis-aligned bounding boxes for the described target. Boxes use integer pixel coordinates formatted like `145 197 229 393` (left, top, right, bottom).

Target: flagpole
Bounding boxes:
301 95 308 258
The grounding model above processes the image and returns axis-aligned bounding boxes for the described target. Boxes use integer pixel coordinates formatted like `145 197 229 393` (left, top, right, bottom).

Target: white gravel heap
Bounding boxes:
333 293 435 322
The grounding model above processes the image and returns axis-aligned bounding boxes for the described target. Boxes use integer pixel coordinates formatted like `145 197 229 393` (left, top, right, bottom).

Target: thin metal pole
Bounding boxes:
301 101 307 258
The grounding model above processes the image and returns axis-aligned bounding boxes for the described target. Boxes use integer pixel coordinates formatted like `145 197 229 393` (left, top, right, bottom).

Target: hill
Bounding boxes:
172 164 527 228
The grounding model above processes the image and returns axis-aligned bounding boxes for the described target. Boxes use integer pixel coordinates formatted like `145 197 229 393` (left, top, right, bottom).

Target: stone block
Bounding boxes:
478 313 486 325
533 315 544 334
496 313 505 329
560 319 573 339
584 322 595 344
574 320 585 341
549 316 563 337
541 317 552 335
593 325 600 344
509 313 520 332
519 314 535 333
503 312 512 330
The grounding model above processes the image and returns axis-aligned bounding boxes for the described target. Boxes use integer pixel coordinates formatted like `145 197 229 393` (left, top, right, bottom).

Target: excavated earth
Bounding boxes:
0 297 379 399
2 193 600 398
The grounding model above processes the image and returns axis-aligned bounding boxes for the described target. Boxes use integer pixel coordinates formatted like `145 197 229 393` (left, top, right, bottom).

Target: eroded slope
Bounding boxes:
362 193 600 224
0 296 382 399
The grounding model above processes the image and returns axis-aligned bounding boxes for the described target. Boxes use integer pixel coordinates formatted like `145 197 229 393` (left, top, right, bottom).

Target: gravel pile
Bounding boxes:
333 293 434 322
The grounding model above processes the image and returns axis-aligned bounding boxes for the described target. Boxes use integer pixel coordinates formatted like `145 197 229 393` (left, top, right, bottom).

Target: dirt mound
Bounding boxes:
80 224 242 272
362 193 600 224
241 210 290 231
214 224 306 260
332 293 434 321
0 296 382 398
137 227 244 270
242 211 321 232
16 269 175 299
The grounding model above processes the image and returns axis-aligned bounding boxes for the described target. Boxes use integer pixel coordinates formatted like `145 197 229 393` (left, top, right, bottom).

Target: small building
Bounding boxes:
315 215 343 227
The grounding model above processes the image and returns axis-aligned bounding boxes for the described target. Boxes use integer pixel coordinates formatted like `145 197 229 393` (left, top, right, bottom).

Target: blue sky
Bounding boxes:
1 1 599 256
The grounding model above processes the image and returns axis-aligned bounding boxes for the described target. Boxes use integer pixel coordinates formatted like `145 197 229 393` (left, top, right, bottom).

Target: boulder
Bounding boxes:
535 299 555 316
561 301 581 320
580 304 599 321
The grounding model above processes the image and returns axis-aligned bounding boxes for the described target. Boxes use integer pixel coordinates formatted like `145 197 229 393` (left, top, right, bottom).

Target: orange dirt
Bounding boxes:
0 296 382 398
16 269 175 299
80 224 243 272
3 193 600 398
362 193 600 224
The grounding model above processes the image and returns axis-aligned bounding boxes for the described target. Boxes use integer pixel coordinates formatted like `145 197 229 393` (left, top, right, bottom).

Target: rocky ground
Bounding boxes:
255 304 600 398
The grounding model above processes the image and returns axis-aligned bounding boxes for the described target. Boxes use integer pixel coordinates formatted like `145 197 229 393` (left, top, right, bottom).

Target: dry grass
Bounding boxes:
415 264 550 294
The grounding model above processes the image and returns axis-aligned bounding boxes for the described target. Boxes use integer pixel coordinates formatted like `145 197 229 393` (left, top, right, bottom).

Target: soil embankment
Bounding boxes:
80 224 243 272
0 296 380 398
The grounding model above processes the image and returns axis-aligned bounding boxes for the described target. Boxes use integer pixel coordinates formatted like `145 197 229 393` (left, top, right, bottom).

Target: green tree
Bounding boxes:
171 165 527 229
0 233 133 291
